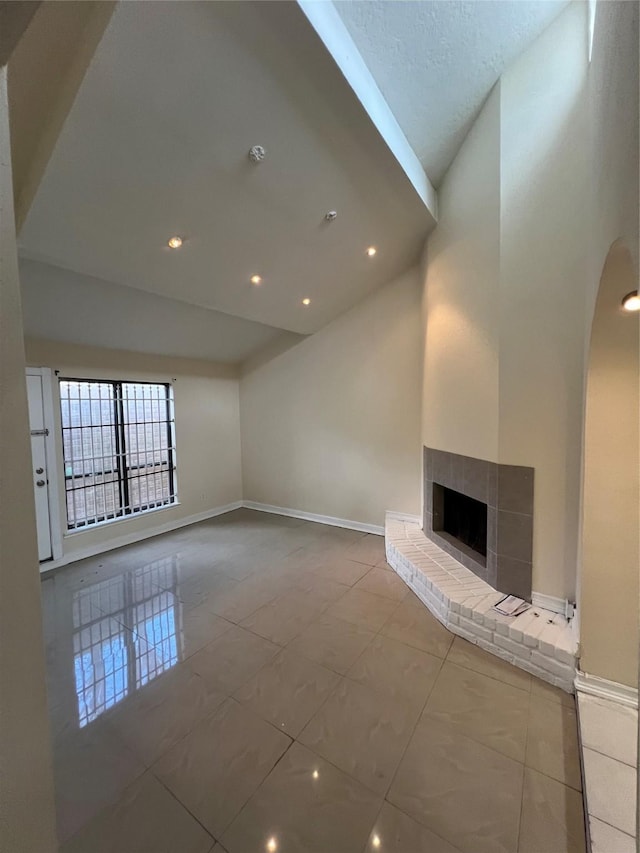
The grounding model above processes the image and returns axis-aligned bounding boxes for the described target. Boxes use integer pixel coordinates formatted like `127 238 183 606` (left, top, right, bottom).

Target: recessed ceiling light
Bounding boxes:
366 246 377 257
302 298 311 306
250 275 262 285
622 291 640 311
266 838 278 853
167 236 183 249
372 834 381 849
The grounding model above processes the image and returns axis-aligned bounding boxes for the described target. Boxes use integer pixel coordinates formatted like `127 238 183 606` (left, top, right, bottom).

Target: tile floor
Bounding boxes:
577 692 637 852
41 509 586 852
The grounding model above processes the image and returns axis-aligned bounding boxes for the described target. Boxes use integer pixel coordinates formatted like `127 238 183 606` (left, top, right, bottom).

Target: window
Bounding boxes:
60 380 177 530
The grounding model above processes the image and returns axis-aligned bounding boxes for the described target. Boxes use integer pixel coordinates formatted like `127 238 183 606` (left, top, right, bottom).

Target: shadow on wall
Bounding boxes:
579 240 639 689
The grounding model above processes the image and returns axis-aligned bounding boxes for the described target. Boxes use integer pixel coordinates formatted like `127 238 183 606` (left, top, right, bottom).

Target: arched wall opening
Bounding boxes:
580 240 639 688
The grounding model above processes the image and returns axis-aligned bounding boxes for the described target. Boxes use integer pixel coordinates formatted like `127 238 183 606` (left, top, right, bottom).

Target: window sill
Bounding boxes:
64 500 181 538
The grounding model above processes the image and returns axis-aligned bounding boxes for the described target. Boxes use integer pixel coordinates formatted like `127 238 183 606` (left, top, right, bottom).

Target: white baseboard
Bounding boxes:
575 670 639 709
40 501 243 573
385 511 422 525
531 592 568 616
242 501 384 536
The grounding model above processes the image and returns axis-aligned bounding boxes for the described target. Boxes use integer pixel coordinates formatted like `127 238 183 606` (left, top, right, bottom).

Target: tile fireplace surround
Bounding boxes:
424 447 534 601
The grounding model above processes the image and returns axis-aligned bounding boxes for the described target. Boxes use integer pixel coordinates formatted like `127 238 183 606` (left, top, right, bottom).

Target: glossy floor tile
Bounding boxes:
447 635 531 691
347 633 442 711
61 773 213 853
299 677 420 794
221 743 382 853
526 695 582 791
388 717 524 853
288 612 376 674
188 624 280 693
233 648 340 737
353 566 410 602
107 664 227 765
42 510 587 851
240 590 328 645
518 768 586 853
423 662 530 762
153 697 291 838
325 587 400 633
381 596 454 657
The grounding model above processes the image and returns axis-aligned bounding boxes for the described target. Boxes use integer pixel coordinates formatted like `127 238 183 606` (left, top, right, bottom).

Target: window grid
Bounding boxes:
60 379 177 530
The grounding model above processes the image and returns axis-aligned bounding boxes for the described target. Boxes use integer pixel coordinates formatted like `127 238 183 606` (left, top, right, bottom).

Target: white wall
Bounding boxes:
25 338 243 562
240 269 423 527
0 67 58 853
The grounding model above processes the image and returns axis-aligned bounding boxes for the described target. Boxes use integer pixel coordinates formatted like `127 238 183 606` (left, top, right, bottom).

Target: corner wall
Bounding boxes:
422 84 500 463
0 65 57 853
422 1 592 601
25 338 243 562
240 269 423 527
498 0 589 601
580 243 638 688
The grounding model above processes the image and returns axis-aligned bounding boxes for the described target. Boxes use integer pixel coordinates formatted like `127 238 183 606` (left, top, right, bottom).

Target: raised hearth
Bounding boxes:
385 514 577 692
424 447 534 601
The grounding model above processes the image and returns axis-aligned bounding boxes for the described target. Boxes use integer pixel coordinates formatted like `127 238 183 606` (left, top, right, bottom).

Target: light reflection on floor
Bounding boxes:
71 557 181 727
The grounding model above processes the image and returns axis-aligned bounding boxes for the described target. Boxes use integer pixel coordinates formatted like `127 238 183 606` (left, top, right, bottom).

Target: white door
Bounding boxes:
27 373 53 561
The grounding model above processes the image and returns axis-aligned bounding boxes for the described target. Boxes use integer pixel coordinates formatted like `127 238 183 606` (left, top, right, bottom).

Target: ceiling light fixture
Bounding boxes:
266 838 278 853
250 275 262 285
622 291 640 312
302 298 311 306
366 246 377 257
249 145 266 163
325 210 337 222
167 236 183 249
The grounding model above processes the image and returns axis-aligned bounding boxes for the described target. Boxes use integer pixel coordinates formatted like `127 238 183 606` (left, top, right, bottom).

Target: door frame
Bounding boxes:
26 367 63 563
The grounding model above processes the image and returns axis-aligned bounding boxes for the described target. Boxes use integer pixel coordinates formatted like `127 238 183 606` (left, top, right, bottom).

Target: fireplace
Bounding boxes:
433 484 487 561
424 448 534 600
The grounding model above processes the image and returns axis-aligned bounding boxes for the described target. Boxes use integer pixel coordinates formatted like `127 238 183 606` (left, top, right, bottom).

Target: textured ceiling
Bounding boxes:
18 0 435 338
20 259 288 364
334 0 569 185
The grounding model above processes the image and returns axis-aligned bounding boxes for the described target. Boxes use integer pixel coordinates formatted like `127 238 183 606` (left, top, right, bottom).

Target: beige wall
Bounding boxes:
0 66 57 853
576 0 639 684
580 244 639 687
498 1 588 601
240 269 423 527
422 83 500 463
25 339 243 561
421 2 590 600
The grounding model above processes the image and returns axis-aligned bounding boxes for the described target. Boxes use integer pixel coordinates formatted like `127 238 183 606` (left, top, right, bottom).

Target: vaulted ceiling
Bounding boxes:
334 0 569 185
14 0 569 363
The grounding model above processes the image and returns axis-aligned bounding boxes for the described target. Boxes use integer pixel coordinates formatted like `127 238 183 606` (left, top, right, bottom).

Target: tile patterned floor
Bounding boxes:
41 509 586 852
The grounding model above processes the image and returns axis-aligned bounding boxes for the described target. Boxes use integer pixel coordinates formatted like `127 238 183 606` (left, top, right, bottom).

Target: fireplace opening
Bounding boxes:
432 483 487 561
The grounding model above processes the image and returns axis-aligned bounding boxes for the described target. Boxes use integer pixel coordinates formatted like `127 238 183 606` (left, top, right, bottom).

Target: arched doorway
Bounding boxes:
580 240 639 689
